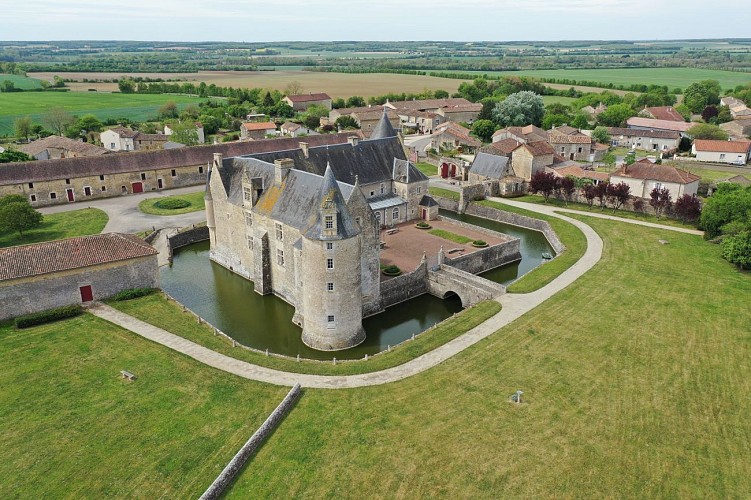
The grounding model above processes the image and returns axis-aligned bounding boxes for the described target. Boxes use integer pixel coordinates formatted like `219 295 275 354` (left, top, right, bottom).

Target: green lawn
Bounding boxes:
0 92 210 135
476 200 588 293
511 195 698 230
226 216 751 498
0 313 287 497
138 191 206 215
428 228 473 244
0 208 108 248
415 162 438 176
665 160 750 184
428 186 460 201
471 67 751 90
0 74 43 90
109 292 502 376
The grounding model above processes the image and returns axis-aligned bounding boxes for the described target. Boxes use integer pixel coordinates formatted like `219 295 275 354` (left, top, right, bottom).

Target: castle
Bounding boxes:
205 113 435 351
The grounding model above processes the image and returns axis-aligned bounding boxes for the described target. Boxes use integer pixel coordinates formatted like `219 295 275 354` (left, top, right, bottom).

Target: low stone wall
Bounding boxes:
458 184 487 213
168 224 209 251
379 261 428 309
446 240 521 276
199 384 302 500
464 203 565 254
435 196 459 212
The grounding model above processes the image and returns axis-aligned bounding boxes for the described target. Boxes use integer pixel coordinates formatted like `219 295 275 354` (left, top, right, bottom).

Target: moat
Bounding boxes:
161 212 553 360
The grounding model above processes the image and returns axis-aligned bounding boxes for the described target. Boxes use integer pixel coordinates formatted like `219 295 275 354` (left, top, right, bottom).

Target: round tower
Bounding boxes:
300 164 365 351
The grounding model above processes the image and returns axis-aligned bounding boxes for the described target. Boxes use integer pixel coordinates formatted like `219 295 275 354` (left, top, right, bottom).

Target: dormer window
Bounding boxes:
325 215 333 229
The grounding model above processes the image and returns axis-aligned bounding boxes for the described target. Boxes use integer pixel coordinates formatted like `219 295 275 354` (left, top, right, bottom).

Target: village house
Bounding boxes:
692 139 751 165
720 97 751 119
581 103 607 121
608 127 681 153
19 135 108 160
720 119 751 140
626 117 693 135
0 233 158 321
240 122 278 140
639 106 685 122
280 121 316 137
491 124 548 144
548 164 609 185
99 127 171 152
610 159 700 198
0 133 364 207
398 109 444 135
383 97 482 125
282 93 333 112
430 122 482 154
548 126 601 161
164 122 205 144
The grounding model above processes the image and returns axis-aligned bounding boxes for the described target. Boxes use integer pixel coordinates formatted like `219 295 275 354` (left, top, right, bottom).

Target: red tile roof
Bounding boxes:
552 165 609 182
285 93 331 103
693 139 751 154
548 132 593 144
626 117 693 133
0 233 157 281
520 140 555 156
644 106 685 122
612 161 700 184
483 138 521 155
241 121 277 131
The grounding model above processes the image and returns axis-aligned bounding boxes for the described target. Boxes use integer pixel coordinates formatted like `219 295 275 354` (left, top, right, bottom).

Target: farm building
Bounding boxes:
608 127 681 152
611 159 700 198
692 139 751 165
0 233 158 321
19 135 108 160
283 93 332 112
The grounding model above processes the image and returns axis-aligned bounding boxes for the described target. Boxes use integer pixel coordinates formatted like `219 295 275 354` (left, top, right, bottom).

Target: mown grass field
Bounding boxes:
473 67 751 90
0 74 43 90
226 216 751 498
541 95 576 105
0 314 287 497
0 208 107 248
138 191 206 216
0 92 208 135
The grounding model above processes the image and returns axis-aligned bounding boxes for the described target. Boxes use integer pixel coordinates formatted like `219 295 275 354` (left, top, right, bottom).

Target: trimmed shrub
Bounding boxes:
110 288 157 301
382 265 402 276
416 221 431 229
154 198 191 210
472 240 488 247
15 305 83 329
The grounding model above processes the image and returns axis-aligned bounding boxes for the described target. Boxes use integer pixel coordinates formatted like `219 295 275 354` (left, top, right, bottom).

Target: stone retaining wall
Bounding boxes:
446 240 521 276
379 261 428 309
168 225 209 251
465 203 565 253
459 184 487 213
199 384 302 500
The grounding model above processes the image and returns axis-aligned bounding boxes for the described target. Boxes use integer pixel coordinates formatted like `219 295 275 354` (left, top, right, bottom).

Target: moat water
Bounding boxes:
161 212 553 360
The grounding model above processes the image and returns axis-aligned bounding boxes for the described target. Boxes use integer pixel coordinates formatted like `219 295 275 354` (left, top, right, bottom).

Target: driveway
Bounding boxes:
38 186 207 233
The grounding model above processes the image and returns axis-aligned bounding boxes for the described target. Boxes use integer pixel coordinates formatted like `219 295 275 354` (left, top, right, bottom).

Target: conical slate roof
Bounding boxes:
305 164 360 241
369 109 398 140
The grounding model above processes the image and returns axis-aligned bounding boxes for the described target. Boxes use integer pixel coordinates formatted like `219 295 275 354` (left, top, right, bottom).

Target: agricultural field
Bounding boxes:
29 70 464 98
0 74 43 90
472 67 751 91
0 92 207 135
541 95 576 105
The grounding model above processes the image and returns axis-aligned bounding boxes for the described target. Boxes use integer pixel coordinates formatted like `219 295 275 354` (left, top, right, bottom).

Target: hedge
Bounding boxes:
15 305 83 329
110 288 157 301
154 198 191 210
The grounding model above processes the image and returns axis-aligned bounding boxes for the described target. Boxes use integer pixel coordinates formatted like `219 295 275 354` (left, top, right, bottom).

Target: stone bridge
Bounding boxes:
427 265 505 307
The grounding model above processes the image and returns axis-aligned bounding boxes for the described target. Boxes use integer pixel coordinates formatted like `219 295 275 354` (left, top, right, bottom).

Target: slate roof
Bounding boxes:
370 110 398 139
303 165 360 241
392 158 429 183
19 136 108 157
608 127 680 140
0 233 157 281
693 139 751 154
470 152 509 179
285 93 331 103
368 193 407 210
418 195 439 207
0 133 358 186
612 161 700 184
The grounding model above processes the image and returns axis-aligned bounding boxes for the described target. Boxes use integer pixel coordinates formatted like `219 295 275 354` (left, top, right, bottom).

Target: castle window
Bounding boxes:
277 249 284 266
417 187 422 194
370 191 375 197
243 187 252 202
247 235 253 249
392 208 399 221
326 258 334 269
327 315 335 328
245 212 252 227
327 282 334 292
275 223 283 241
324 215 333 229
199 166 204 174
326 242 333 250
380 183 385 194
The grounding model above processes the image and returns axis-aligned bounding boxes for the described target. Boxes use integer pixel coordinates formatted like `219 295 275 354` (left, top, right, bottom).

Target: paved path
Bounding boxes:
89 206 604 389
39 186 206 233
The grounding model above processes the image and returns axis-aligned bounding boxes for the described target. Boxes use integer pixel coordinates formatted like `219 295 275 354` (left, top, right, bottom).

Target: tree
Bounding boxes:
560 176 577 206
0 149 34 163
606 182 631 212
591 126 611 144
118 78 136 93
42 107 74 136
570 112 590 130
332 97 346 109
14 116 32 141
542 113 570 130
596 104 636 127
261 91 275 108
528 171 558 202
601 152 616 171
158 101 179 120
594 181 609 209
492 91 545 127
684 80 721 113
700 183 751 239
303 104 329 130
1 80 17 92
0 195 43 237
649 187 672 218
346 96 366 108
181 104 200 120
582 183 597 208
168 122 199 146
721 230 751 269
334 115 360 130
674 194 702 223
624 150 636 166
471 119 496 142
687 123 728 141
701 105 719 123
434 90 449 99
284 81 304 96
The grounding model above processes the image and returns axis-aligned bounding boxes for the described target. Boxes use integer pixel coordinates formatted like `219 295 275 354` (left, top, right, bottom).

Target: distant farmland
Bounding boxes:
0 92 208 135
0 74 43 90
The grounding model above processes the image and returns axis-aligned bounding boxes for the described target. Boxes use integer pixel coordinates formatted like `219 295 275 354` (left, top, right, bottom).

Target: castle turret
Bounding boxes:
300 164 365 350
205 153 220 244
369 108 398 140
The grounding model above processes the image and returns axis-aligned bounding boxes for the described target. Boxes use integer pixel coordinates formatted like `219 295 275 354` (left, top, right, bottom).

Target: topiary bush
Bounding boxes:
15 305 83 329
110 288 157 301
382 264 402 276
472 240 488 247
416 221 431 229
154 198 191 210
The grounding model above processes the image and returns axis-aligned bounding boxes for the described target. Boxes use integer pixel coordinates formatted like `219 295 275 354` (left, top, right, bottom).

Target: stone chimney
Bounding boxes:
212 152 222 170
348 136 359 147
274 158 294 186
299 142 309 158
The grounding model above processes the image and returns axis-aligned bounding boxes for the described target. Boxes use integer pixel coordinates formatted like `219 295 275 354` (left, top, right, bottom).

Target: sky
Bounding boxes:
1 0 750 41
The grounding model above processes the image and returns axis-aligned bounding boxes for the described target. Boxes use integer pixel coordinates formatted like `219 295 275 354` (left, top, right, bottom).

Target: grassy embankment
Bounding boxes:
226 215 751 498
0 208 108 248
138 191 206 216
415 162 438 176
